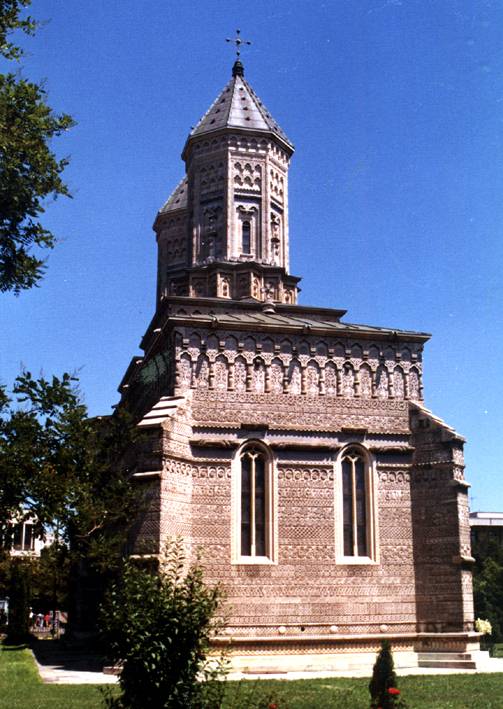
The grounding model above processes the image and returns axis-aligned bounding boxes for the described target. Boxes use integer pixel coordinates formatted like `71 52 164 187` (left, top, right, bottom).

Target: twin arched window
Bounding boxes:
235 443 275 562
342 449 368 557
339 447 376 562
240 447 267 556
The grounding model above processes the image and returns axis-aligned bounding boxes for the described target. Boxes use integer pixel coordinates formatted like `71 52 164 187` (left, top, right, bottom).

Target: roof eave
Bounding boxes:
166 313 430 342
153 204 187 231
181 125 295 162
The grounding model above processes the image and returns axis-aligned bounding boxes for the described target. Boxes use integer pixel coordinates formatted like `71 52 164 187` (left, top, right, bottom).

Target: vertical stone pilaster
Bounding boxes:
228 361 235 391
336 367 342 397
354 369 361 398
264 365 271 393
245 362 253 392
319 367 326 396
404 371 410 399
300 365 306 395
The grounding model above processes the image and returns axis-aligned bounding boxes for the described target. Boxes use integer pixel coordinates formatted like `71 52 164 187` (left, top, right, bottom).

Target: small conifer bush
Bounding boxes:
369 640 407 708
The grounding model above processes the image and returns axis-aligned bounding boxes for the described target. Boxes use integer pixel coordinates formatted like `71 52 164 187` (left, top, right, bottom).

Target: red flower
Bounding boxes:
388 687 401 695
268 704 278 709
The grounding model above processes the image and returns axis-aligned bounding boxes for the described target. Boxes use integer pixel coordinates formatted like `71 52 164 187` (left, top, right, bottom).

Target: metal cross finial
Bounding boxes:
226 29 251 59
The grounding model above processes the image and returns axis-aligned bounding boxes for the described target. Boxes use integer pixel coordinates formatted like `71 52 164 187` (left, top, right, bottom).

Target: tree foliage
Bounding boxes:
5 557 31 641
0 0 75 293
0 371 140 566
0 1 37 61
31 539 70 611
100 540 226 709
472 534 503 643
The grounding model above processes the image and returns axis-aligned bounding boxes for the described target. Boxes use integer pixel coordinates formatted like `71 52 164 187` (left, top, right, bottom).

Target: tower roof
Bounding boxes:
186 67 293 152
159 177 188 214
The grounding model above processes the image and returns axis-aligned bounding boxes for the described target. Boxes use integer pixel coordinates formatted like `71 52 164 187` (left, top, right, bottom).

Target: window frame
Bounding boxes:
335 445 379 565
242 220 251 254
232 440 277 565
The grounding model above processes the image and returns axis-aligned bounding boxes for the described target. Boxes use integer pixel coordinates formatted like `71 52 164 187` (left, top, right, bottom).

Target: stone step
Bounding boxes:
418 652 474 662
418 659 477 670
417 652 477 670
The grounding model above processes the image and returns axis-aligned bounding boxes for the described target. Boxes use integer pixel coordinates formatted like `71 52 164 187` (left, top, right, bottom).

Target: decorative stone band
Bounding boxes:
211 630 482 653
190 391 411 434
175 348 424 401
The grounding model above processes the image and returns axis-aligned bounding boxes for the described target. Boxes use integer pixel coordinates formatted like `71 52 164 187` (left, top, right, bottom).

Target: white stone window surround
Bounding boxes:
334 444 379 565
231 439 278 565
236 203 260 258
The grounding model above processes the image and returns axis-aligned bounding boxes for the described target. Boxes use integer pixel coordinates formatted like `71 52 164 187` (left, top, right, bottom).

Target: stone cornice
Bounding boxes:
182 125 294 163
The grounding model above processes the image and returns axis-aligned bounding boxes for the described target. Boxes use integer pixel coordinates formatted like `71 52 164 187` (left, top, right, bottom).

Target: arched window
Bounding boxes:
234 443 276 562
242 221 251 254
241 448 266 556
342 450 367 556
337 447 377 562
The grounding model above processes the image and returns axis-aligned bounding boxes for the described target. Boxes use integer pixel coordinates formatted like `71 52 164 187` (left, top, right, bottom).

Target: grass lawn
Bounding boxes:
0 644 113 709
1 643 503 708
226 673 503 709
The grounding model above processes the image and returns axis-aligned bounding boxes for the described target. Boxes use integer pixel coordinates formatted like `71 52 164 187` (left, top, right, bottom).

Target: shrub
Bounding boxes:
369 640 407 708
475 617 492 636
99 539 226 709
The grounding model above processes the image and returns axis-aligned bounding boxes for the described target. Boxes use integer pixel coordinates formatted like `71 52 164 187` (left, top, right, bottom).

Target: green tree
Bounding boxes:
6 557 31 641
0 371 136 553
30 540 70 614
0 371 142 628
0 0 36 60
100 540 226 709
472 535 503 643
0 0 74 293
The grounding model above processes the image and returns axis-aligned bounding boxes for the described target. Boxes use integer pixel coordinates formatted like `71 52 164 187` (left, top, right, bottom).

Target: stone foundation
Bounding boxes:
213 632 482 674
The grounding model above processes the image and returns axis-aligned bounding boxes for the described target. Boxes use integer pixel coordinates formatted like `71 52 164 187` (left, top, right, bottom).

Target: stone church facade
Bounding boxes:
118 59 481 671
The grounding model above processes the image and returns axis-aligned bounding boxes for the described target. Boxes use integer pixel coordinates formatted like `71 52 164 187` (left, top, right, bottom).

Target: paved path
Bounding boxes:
31 642 118 685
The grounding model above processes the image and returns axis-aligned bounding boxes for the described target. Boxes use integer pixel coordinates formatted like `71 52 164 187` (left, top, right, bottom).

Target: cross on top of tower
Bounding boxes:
226 29 251 77
226 29 251 58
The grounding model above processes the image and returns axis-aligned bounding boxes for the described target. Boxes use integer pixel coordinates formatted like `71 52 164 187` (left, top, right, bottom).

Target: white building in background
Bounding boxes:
470 512 503 547
9 517 54 557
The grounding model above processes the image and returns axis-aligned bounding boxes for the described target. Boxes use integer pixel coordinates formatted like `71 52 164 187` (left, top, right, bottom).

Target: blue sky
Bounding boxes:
2 0 503 511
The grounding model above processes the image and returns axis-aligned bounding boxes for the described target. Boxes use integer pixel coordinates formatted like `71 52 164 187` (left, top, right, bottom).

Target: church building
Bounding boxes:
118 55 482 672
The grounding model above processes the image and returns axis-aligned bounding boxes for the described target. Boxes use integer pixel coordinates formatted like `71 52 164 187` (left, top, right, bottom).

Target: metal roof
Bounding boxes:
188 73 293 149
168 307 430 341
159 177 188 215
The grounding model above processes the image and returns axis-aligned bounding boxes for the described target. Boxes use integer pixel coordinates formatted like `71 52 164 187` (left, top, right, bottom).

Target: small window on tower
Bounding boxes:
242 221 251 254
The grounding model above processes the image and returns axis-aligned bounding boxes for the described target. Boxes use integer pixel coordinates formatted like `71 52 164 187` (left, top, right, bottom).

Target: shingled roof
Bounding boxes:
187 68 293 150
